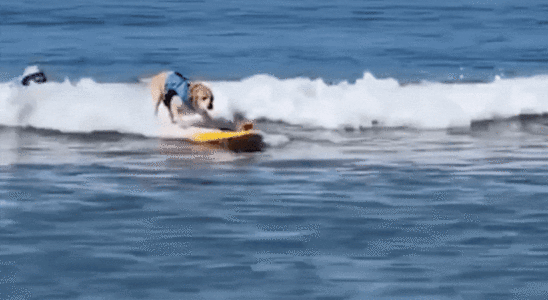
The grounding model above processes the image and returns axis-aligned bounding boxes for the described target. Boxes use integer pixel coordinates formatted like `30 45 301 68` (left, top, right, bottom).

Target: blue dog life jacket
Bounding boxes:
165 71 192 108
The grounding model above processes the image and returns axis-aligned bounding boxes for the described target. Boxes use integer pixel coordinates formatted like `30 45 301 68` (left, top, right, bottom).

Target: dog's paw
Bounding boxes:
237 121 254 131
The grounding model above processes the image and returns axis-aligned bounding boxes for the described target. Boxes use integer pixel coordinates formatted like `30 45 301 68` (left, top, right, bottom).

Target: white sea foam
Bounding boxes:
0 77 161 136
210 73 548 129
1 70 548 138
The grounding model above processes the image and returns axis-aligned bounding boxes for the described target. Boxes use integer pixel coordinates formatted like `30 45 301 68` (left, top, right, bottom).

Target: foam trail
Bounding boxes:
1 72 548 138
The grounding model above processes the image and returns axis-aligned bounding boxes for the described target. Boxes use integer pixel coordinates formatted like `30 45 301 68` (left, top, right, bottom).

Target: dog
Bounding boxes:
150 71 214 125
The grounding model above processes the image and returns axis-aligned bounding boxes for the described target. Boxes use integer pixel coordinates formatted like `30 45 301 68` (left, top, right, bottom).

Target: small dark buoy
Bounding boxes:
21 71 47 86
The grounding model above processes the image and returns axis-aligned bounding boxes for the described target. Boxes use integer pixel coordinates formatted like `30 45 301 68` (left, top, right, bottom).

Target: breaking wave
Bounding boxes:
1 67 548 137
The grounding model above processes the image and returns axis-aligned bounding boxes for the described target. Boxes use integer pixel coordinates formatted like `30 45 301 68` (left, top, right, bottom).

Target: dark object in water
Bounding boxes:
470 113 548 131
228 133 264 152
470 119 494 131
21 72 47 86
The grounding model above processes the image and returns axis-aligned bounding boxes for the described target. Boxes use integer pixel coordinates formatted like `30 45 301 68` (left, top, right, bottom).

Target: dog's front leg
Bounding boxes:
168 107 176 124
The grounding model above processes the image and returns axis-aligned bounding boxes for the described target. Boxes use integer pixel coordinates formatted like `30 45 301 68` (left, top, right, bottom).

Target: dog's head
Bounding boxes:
189 83 214 112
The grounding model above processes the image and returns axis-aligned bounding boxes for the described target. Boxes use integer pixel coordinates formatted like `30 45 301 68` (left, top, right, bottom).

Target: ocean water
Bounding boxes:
2 0 548 299
2 0 548 83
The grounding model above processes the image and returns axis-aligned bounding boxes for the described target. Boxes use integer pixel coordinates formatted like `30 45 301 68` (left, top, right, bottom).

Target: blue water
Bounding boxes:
2 124 548 299
2 1 548 299
1 0 548 82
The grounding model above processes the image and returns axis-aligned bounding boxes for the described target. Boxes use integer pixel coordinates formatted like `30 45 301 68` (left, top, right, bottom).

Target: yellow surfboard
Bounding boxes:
192 130 255 142
190 129 264 152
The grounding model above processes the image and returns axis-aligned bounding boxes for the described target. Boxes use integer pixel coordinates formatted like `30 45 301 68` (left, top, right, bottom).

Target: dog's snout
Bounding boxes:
208 103 213 110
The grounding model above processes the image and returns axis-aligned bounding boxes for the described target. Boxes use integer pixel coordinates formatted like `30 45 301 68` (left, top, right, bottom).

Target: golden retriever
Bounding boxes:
150 71 214 124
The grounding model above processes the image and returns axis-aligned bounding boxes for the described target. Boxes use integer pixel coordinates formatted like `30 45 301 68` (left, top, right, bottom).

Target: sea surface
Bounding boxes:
1 0 548 83
1 0 548 299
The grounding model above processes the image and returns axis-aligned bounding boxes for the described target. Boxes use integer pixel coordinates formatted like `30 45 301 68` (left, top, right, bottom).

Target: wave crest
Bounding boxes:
1 70 548 137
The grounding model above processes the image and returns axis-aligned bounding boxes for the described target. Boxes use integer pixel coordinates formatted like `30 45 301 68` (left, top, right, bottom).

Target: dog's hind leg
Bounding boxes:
164 90 178 123
150 72 168 116
154 98 161 116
